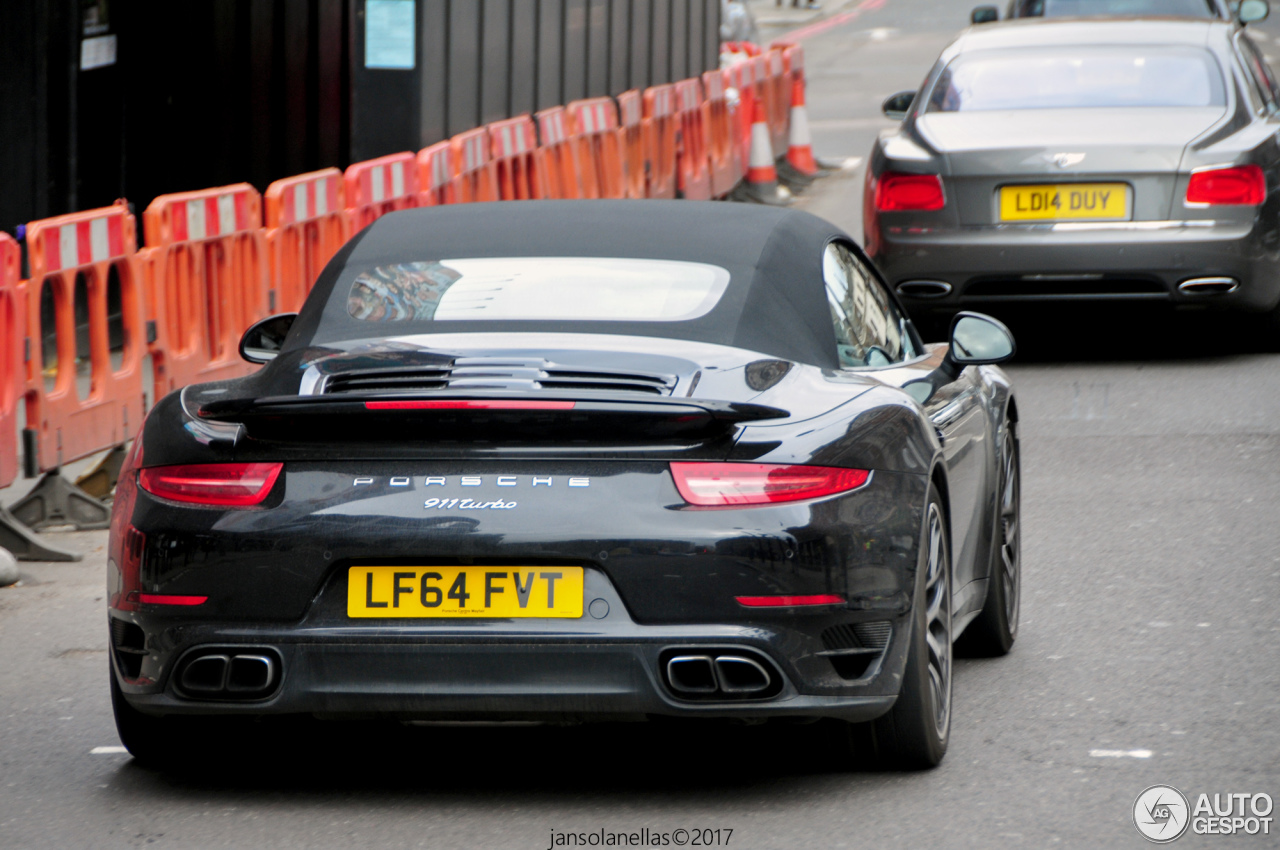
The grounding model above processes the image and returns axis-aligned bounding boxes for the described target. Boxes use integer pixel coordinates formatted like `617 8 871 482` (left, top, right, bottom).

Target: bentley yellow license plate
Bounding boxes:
348 566 584 618
999 183 1129 221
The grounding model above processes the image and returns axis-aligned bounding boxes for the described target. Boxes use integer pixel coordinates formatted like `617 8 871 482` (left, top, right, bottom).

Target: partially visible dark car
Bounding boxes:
867 19 1280 337
970 0 1267 24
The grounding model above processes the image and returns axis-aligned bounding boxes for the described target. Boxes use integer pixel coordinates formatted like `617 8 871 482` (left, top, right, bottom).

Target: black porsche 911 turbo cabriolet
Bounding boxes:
108 201 1020 770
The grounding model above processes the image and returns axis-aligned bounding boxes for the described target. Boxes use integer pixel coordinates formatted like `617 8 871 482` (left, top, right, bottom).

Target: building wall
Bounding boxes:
0 0 721 238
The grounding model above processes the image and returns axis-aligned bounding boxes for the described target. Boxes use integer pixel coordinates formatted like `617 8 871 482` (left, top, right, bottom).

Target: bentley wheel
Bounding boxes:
831 484 952 769
957 417 1021 657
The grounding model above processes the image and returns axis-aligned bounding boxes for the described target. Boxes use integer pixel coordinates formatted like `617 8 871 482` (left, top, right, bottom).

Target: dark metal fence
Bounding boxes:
0 0 720 237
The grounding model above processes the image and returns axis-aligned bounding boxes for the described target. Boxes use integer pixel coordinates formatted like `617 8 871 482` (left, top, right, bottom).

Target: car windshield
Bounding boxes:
1014 0 1219 17
928 46 1226 111
346 257 732 322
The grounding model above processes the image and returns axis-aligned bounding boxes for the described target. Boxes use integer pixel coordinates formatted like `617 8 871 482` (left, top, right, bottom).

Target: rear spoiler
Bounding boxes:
197 394 790 443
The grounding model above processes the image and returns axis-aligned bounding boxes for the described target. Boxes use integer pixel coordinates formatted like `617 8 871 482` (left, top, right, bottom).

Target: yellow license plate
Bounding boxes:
348 566 584 618
999 183 1129 221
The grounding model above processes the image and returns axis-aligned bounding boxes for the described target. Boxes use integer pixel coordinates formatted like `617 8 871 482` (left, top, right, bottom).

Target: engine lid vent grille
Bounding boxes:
321 358 677 397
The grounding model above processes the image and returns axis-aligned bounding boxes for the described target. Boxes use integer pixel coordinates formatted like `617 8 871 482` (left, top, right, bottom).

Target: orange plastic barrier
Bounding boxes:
141 185 270 403
417 141 459 207
0 234 20 487
452 127 499 203
702 69 741 198
764 50 790 158
726 59 757 181
344 152 419 232
21 203 147 472
567 98 627 200
536 106 589 199
616 91 647 200
674 78 712 201
643 84 678 200
264 169 348 314
488 115 550 201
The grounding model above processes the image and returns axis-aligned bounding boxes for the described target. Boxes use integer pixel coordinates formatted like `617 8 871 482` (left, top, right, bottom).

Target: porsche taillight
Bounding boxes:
108 437 145 611
138 462 283 506
874 172 946 212
1186 164 1266 206
669 463 870 508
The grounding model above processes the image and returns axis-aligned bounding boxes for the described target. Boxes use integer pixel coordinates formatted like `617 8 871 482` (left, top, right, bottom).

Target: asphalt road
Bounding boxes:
3 4 1279 848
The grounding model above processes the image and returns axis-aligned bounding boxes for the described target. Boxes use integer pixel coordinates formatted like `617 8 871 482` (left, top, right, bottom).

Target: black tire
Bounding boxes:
1255 301 1280 352
829 484 953 769
111 665 243 769
956 417 1021 657
110 666 176 768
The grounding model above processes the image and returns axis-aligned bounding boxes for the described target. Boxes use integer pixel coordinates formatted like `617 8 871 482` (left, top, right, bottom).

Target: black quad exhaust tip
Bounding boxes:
667 656 719 693
662 650 781 699
176 649 280 699
227 655 275 692
713 656 772 693
180 654 231 693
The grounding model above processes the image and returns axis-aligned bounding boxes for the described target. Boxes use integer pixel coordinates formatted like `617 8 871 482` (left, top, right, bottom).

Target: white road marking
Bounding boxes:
1089 748 1153 758
90 746 128 755
867 27 895 40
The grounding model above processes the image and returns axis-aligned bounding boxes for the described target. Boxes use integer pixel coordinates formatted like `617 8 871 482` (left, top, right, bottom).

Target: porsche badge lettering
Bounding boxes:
352 477 591 487
348 476 590 511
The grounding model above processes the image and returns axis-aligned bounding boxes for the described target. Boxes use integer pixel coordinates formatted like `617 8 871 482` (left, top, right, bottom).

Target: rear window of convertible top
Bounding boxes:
346 257 732 322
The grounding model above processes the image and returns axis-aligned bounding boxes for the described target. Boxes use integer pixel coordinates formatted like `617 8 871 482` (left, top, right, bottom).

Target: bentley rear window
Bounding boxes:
928 46 1226 111
347 257 732 322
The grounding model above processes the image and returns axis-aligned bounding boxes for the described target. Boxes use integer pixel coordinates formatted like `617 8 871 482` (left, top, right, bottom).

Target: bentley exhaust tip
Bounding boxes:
1178 276 1238 295
713 655 772 694
895 280 953 299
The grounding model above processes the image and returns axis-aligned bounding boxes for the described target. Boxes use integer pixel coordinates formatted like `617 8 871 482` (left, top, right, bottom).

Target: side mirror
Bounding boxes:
882 91 916 121
944 312 1015 373
239 313 298 364
1239 0 1269 22
971 5 999 23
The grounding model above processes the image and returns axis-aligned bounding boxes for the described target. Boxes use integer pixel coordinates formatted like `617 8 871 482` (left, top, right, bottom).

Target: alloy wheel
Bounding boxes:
999 427 1021 636
922 502 952 739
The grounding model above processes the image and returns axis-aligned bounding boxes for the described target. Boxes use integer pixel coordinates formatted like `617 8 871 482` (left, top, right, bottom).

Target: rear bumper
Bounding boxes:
113 571 906 723
874 221 1280 313
117 633 898 724
115 569 907 723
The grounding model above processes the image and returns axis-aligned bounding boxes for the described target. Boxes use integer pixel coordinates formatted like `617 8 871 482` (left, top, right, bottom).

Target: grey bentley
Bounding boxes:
865 18 1280 337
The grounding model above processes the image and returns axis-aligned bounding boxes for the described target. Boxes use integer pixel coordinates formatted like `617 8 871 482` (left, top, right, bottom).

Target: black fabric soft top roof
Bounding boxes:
291 200 848 369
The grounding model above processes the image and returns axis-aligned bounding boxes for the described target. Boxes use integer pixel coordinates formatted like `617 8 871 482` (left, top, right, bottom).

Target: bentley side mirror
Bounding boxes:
971 5 999 23
1239 0 1269 23
239 313 298 364
882 91 916 121
943 312 1015 375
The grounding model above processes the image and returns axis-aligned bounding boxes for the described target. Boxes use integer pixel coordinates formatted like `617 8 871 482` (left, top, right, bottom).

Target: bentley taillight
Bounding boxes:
670 462 870 508
874 172 946 211
1186 164 1266 206
138 462 283 507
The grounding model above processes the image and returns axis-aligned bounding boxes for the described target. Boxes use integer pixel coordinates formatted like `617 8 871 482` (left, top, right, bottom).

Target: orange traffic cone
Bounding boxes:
785 76 819 176
736 89 792 206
